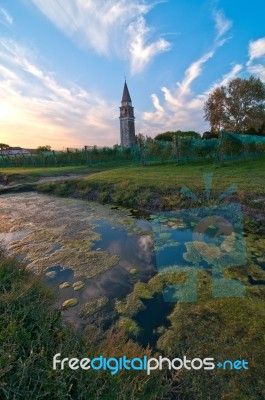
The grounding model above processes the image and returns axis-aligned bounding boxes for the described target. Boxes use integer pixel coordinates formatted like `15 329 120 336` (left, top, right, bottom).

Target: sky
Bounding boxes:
0 0 264 149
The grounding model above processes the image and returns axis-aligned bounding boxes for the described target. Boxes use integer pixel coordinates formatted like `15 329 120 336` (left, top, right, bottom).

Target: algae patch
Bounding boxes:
79 296 108 317
0 193 127 280
59 282 70 289
73 281 85 291
62 298 79 309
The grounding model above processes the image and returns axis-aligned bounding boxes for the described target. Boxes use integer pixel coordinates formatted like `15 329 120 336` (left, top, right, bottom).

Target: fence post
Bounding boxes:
66 148 71 165
173 135 180 164
219 131 224 166
137 134 146 166
84 146 92 166
52 150 57 166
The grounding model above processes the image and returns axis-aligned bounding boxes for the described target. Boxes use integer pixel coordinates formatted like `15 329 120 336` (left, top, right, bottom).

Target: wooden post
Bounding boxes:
84 146 92 166
66 148 71 165
173 135 180 164
219 131 224 166
53 150 57 166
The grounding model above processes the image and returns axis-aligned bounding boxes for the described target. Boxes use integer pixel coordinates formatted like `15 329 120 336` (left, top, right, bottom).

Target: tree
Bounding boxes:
154 130 200 141
136 133 146 166
202 131 218 139
0 143 10 155
37 145 51 153
204 76 265 133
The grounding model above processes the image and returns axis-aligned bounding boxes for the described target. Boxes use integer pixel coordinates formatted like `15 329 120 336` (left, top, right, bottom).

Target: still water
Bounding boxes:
0 193 264 345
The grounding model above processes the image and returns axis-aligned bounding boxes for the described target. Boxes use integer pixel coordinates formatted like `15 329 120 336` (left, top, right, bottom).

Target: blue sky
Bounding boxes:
0 0 264 149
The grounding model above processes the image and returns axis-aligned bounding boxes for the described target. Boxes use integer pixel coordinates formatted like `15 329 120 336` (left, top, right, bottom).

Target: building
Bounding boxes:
119 81 136 147
0 147 35 156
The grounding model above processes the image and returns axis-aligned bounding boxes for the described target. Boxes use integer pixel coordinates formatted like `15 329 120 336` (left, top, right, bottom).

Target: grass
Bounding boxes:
36 157 265 210
2 156 265 189
0 251 173 400
0 160 140 184
81 157 265 192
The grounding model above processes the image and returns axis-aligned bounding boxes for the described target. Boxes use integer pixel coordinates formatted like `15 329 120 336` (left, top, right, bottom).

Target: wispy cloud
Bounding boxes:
217 64 243 86
141 10 238 134
129 16 171 74
141 62 243 135
0 39 118 149
0 7 13 26
213 9 232 39
169 8 233 101
247 37 265 82
29 0 171 75
177 50 215 98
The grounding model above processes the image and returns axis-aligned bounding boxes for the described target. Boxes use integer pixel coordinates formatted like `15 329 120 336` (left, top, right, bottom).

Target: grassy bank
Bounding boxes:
0 251 172 400
37 157 265 210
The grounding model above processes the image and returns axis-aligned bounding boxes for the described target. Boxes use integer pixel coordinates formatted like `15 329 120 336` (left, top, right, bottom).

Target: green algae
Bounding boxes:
116 273 185 320
73 281 85 291
129 268 138 275
59 282 70 289
0 193 130 280
62 298 78 309
79 296 108 317
118 283 147 316
153 234 180 252
183 242 203 264
158 232 172 240
133 282 153 299
117 317 140 336
115 294 145 318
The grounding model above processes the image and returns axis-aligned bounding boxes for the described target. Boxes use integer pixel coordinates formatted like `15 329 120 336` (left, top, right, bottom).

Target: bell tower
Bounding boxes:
119 81 136 147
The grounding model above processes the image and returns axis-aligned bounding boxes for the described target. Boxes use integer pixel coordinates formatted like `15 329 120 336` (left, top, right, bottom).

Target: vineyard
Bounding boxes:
1 132 265 168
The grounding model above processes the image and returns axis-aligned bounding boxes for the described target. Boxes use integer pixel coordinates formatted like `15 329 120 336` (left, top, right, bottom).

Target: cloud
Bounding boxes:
213 9 232 38
141 60 245 135
141 9 241 135
29 0 171 74
169 9 232 100
217 64 243 87
0 39 118 149
128 16 171 74
248 37 265 60
247 37 265 82
247 64 265 82
177 51 215 98
0 7 13 26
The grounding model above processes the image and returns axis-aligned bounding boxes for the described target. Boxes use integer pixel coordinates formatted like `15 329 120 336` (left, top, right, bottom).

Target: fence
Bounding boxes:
0 133 265 168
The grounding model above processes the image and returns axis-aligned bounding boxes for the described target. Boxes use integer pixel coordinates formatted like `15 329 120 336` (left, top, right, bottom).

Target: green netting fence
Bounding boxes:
220 132 265 160
0 132 265 168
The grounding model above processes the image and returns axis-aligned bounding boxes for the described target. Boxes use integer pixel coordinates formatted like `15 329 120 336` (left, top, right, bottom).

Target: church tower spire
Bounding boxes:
119 81 136 147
